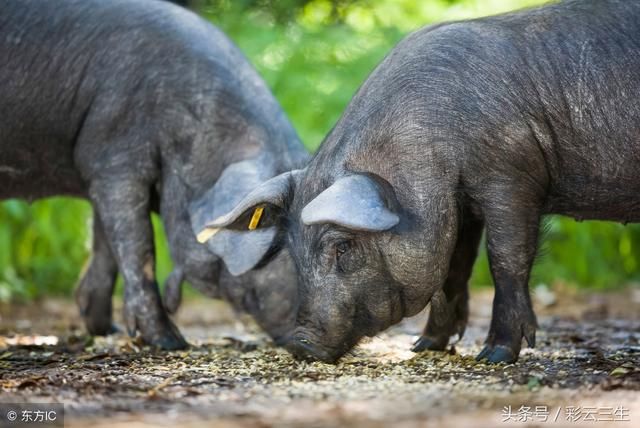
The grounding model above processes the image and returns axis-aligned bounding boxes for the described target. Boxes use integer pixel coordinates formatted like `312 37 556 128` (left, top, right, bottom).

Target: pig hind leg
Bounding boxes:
412 214 483 352
75 212 119 336
89 178 187 350
477 196 538 364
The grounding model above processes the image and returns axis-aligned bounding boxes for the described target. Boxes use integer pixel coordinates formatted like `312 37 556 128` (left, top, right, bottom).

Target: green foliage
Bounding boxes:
203 0 550 150
0 199 91 301
470 218 640 289
1 0 638 301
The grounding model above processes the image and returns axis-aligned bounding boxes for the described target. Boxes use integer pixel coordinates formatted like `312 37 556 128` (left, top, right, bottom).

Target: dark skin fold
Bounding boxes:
202 0 640 364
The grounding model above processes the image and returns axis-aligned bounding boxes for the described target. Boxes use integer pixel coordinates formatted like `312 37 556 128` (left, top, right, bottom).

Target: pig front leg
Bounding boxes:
160 174 222 314
412 215 483 352
163 267 185 314
75 212 118 336
477 201 538 364
89 178 187 350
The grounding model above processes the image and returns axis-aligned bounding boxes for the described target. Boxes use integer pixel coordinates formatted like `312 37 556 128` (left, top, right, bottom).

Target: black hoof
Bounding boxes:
411 336 448 352
125 314 189 350
139 319 189 350
103 323 120 335
84 315 118 337
476 344 518 364
151 332 189 350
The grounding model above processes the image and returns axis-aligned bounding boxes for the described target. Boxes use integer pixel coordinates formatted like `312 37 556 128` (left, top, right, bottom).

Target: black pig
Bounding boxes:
0 0 307 348
200 0 640 363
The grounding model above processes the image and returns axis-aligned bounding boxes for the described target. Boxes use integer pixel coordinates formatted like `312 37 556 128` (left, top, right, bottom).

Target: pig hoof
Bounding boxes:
99 323 120 335
80 306 117 336
151 331 189 350
411 336 448 352
139 319 188 350
476 344 518 364
139 324 188 350
76 287 116 336
85 319 119 337
124 304 189 350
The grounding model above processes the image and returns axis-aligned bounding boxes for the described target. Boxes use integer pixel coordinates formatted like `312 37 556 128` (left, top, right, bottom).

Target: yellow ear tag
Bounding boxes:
248 206 264 230
196 227 220 243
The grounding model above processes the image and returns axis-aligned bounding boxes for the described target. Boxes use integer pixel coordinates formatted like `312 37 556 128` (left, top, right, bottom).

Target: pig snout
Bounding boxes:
284 330 339 363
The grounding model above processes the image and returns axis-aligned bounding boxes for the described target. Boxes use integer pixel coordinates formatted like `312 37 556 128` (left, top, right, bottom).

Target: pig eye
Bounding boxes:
335 241 350 257
334 239 365 273
335 240 354 272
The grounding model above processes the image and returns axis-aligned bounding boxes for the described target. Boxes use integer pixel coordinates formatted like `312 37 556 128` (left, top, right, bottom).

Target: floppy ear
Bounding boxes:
189 162 300 276
301 174 400 231
196 169 300 232
202 228 279 276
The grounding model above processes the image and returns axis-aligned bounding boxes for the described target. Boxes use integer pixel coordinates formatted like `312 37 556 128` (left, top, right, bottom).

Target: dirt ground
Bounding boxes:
0 286 638 427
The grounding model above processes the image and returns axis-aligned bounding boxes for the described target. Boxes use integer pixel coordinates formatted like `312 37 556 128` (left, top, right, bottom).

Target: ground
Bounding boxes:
0 287 638 427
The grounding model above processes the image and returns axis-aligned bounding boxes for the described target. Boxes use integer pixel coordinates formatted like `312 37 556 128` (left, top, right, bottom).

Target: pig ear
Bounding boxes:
189 166 300 276
301 174 400 232
189 159 275 239
203 228 279 276
194 169 300 232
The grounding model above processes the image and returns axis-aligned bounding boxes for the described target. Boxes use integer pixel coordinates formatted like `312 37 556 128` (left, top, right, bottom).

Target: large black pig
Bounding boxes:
0 0 307 348
200 0 640 363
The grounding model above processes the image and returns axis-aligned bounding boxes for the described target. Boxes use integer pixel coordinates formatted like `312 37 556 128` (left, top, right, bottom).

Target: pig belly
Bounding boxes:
0 142 86 200
545 177 640 223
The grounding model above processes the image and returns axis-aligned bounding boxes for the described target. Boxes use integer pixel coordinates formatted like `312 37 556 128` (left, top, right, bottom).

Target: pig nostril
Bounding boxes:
285 336 314 359
285 335 332 362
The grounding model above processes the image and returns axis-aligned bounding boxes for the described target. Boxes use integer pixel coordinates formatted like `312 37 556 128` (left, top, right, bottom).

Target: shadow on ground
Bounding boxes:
0 287 638 427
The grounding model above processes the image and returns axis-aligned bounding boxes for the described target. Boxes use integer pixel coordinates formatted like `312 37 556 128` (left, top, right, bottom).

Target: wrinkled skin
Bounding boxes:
1 0 306 348
202 0 640 363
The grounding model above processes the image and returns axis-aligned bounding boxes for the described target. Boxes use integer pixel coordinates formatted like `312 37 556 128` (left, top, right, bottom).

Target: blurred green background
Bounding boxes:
1 0 639 302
